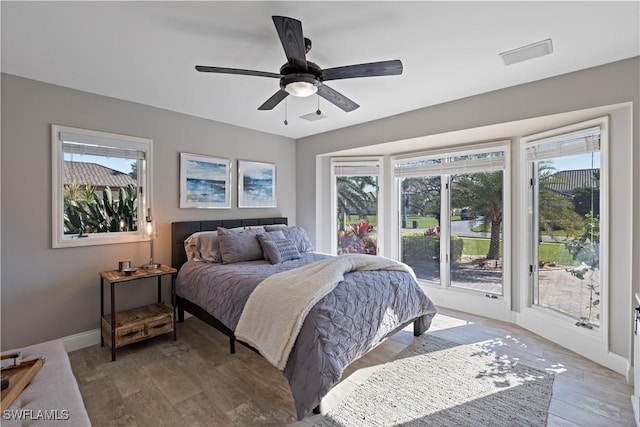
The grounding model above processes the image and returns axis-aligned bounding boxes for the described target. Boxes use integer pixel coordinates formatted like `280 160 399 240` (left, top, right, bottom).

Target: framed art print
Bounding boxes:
238 160 276 208
180 153 231 208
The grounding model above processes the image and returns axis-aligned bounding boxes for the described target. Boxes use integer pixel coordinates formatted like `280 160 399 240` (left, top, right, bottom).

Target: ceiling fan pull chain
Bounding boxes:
284 98 288 125
316 95 321 115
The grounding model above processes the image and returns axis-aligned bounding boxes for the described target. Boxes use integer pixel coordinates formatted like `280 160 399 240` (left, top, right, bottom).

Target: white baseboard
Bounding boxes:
60 312 192 353
61 329 101 352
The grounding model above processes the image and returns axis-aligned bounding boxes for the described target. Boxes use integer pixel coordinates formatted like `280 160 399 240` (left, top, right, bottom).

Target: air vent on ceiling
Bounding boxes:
499 39 553 66
300 111 327 121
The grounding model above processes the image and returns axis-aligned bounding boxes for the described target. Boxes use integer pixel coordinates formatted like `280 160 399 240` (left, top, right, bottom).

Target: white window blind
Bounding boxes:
333 163 380 176
526 127 600 161
395 152 505 178
60 132 147 160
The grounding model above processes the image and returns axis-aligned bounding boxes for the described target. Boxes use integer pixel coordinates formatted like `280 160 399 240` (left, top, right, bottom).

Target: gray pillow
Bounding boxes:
264 225 313 253
184 231 220 262
217 227 265 264
184 226 264 263
258 239 301 264
256 230 287 261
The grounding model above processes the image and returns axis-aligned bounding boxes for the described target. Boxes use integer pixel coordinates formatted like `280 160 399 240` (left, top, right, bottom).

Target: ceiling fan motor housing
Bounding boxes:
280 73 318 92
279 62 323 96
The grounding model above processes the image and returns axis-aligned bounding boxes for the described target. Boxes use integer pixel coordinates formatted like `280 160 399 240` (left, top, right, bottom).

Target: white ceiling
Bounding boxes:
2 1 639 139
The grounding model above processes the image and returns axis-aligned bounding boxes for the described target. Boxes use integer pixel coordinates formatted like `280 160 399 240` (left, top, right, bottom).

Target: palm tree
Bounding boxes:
336 176 377 231
401 176 441 221
537 162 583 239
453 171 503 260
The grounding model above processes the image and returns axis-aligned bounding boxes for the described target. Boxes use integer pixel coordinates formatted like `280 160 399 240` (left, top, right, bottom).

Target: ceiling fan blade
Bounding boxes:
322 60 403 81
258 90 289 110
272 16 307 71
317 84 359 112
195 66 281 79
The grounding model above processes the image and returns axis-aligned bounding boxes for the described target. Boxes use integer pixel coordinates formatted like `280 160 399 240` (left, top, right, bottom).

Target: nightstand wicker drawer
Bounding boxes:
102 303 174 349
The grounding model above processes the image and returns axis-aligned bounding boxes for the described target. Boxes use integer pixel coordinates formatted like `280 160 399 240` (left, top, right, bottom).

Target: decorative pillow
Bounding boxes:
256 231 287 261
264 225 313 253
258 239 301 264
217 226 265 264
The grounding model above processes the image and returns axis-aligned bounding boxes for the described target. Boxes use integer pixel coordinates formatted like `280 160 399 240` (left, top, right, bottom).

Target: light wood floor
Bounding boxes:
69 308 635 426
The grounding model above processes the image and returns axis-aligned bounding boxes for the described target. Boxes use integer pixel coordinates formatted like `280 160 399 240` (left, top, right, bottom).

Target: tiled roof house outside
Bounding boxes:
64 161 136 190
547 169 599 198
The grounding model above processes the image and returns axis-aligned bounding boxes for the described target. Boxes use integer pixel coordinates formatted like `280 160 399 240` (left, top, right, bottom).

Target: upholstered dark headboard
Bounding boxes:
171 217 288 270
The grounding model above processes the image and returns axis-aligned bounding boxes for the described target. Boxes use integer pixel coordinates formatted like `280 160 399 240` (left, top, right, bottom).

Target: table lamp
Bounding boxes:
142 208 159 269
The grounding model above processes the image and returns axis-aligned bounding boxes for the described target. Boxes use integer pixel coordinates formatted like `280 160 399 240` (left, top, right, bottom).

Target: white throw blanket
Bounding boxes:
234 254 416 370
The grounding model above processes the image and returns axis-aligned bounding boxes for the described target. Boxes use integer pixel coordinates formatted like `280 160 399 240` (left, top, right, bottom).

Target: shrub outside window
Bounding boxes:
51 125 152 248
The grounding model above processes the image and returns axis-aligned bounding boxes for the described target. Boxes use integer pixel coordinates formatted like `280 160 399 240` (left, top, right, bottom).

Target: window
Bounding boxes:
331 160 381 255
52 125 152 248
394 144 507 296
528 124 604 328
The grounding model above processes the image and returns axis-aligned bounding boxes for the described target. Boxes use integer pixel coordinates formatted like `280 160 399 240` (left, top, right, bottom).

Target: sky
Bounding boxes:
64 153 134 174
550 152 599 172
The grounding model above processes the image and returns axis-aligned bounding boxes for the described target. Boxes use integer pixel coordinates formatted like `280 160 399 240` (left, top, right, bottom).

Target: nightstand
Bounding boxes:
99 265 177 361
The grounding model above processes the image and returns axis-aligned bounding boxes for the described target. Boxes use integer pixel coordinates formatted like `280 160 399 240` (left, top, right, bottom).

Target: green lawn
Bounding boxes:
460 237 491 255
343 215 439 229
403 216 439 228
343 214 378 227
537 242 576 265
470 223 573 239
459 237 575 265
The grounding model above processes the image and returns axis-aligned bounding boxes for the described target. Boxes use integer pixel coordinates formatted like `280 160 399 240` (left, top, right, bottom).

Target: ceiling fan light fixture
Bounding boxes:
285 81 318 97
281 74 318 97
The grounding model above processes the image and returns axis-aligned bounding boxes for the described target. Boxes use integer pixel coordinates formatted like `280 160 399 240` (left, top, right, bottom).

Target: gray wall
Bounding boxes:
1 73 296 350
296 57 640 361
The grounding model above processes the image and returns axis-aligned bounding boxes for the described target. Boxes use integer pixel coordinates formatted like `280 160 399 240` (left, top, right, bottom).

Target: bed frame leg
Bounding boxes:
230 336 236 354
177 306 185 323
413 319 421 337
313 405 321 415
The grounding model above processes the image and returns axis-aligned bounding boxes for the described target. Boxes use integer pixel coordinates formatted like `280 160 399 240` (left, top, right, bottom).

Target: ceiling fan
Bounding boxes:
195 16 403 112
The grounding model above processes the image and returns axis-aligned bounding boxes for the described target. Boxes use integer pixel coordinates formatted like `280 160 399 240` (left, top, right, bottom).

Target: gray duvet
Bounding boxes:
176 253 437 420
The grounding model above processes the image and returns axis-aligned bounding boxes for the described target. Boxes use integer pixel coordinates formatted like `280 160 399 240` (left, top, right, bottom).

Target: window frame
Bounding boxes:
51 124 153 248
391 140 512 320
330 157 384 255
518 116 609 345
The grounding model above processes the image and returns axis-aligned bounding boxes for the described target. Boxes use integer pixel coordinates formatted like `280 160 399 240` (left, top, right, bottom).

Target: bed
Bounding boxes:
172 217 437 420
